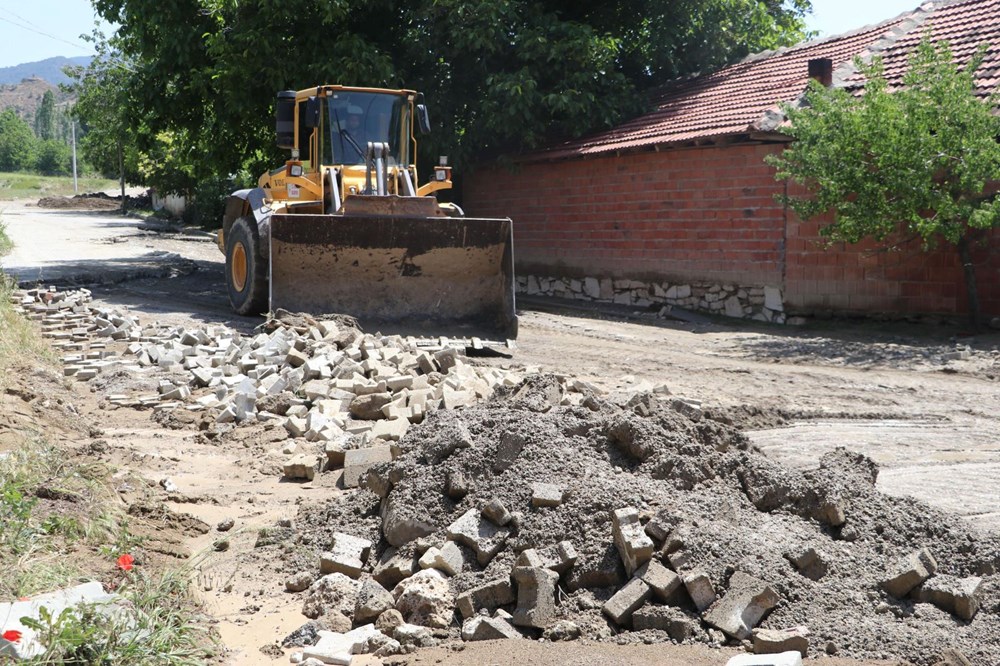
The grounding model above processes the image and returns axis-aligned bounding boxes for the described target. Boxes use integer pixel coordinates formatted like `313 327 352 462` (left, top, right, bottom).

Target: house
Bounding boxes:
463 0 1000 323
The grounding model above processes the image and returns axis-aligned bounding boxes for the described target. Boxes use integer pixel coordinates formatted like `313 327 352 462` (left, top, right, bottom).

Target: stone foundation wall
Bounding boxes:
517 275 789 324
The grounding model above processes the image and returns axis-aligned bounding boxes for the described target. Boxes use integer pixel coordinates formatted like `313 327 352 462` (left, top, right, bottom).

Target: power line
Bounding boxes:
0 13 91 52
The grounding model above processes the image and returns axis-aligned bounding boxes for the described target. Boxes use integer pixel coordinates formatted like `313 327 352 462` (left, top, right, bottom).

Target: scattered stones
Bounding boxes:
355 580 395 624
286 572 316 593
482 498 513 526
216 517 235 532
543 620 581 641
881 548 938 599
301 573 360 620
283 454 317 481
704 572 781 641
418 541 464 576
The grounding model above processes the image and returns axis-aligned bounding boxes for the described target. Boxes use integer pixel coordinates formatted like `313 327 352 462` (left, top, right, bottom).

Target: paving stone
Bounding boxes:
683 570 717 612
446 508 512 566
493 430 526 473
881 548 938 599
283 454 317 481
602 577 652 626
456 578 515 619
530 482 564 508
636 559 681 601
482 498 512 526
512 566 559 629
418 541 464 576
354 579 394 624
319 533 373 579
915 575 983 620
632 605 698 641
704 571 781 640
754 626 810 657
612 507 654 576
461 615 521 641
343 445 393 488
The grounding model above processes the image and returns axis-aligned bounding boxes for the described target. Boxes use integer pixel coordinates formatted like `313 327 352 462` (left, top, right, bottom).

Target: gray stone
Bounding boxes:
512 566 559 629
283 454 317 481
461 615 521 641
915 575 983 620
493 430 526 472
349 392 393 420
302 573 361 620
355 579 395 624
445 470 470 499
376 608 405 634
637 559 681 601
342 445 393 488
602 577 652 626
482 498 512 526
456 578 515 619
393 622 438 648
754 626 810 657
392 569 454 628
786 547 828 581
632 605 698 642
446 508 511 566
542 620 581 641
381 498 436 547
286 571 315 593
373 547 419 588
319 532 373 579
583 277 601 299
612 507 654 576
530 482 564 508
683 570 717 612
302 625 381 665
764 285 784 311
881 548 938 599
419 541 465 576
704 571 780 640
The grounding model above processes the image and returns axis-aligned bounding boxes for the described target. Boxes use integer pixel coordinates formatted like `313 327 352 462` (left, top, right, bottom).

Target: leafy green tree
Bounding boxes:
0 109 37 171
33 90 57 140
34 139 72 175
768 36 1000 327
83 0 811 193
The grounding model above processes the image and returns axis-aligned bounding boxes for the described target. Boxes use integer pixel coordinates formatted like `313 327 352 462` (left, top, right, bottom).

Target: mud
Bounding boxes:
280 378 1000 665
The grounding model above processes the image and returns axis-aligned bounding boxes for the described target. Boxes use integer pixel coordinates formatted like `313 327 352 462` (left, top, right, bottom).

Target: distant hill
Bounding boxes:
0 56 92 87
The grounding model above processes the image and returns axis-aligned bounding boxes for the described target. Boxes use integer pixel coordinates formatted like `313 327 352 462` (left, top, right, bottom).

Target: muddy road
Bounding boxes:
4 201 999 664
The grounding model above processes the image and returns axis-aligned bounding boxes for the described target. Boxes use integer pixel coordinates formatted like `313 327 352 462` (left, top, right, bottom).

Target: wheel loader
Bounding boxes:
216 85 517 339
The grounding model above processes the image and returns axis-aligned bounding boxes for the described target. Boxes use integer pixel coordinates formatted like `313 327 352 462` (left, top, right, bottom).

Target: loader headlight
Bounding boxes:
435 168 447 181
289 164 303 177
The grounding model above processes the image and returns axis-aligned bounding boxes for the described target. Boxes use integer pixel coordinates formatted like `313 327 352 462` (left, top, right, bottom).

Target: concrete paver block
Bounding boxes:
456 578 515 619
512 566 559 629
603 577 652 626
704 571 781 640
612 507 654 576
881 548 938 599
446 508 511 566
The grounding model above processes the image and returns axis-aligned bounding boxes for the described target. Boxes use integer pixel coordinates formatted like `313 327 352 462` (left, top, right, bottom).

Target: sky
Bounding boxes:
0 0 927 69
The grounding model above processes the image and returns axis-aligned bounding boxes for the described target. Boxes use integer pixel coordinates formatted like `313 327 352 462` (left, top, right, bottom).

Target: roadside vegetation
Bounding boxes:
0 225 212 663
0 173 119 201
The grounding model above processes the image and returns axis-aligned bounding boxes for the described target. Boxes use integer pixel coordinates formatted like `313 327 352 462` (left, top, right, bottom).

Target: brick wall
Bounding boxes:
464 142 1000 320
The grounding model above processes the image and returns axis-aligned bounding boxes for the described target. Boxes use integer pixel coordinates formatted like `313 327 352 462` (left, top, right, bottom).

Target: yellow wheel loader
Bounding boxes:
217 85 517 339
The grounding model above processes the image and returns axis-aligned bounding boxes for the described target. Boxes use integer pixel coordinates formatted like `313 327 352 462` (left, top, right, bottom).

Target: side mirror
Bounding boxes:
275 90 296 150
416 104 431 135
305 96 322 128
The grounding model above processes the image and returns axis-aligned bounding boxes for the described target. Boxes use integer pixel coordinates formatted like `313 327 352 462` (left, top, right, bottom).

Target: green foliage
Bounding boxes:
768 35 1000 325
77 0 811 198
34 91 57 141
0 109 38 171
34 140 72 176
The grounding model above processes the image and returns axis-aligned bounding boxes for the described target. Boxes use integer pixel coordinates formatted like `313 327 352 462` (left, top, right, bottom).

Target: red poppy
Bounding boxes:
2 629 22 643
116 554 135 572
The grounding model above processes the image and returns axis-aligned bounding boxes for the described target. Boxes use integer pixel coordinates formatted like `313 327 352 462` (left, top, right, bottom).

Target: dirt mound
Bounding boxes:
37 195 121 210
286 378 1000 664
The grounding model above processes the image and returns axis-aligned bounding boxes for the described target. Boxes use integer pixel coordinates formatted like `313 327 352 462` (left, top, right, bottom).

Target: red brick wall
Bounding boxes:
463 144 786 287
464 142 1000 319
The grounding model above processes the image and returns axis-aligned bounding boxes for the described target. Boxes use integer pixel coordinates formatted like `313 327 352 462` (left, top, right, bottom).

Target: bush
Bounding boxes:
34 140 72 176
0 109 36 171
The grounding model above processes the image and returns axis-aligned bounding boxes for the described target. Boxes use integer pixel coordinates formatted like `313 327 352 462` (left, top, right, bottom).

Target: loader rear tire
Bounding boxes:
225 216 268 315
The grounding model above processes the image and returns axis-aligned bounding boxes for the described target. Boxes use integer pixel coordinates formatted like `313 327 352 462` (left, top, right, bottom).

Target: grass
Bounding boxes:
0 172 120 201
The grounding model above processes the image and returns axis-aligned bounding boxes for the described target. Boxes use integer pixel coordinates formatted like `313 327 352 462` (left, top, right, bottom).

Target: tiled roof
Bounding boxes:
530 0 1000 162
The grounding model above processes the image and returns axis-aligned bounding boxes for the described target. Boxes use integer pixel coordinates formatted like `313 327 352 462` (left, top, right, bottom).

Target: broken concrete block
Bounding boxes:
445 470 470 499
301 573 361 621
753 626 809 657
283 454 317 481
683 570 717 612
354 579 394 624
342 445 393 488
512 566 559 629
704 571 780 640
637 559 681 602
881 548 938 599
446 508 511 566
531 482 564 508
324 440 346 468
319 533 373 579
632 605 698 642
603 577 652 626
349 392 393 420
493 430 526 473
482 498 512 526
785 547 828 581
371 417 409 441
418 541 464 576
726 652 802 666
392 569 454 629
373 548 419 589
541 541 579 574
915 575 983 621
381 497 436 547
612 507 654 576
302 624 381 665
456 578 515 619
461 615 521 641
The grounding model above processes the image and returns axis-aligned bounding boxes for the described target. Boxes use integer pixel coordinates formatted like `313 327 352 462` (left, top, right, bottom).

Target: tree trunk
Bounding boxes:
957 235 982 330
119 140 125 213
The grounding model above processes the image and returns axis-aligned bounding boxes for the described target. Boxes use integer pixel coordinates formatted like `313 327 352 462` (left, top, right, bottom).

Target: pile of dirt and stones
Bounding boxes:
268 376 998 666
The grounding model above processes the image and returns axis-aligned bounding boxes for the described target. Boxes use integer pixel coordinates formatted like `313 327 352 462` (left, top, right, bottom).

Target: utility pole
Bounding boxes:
71 120 78 194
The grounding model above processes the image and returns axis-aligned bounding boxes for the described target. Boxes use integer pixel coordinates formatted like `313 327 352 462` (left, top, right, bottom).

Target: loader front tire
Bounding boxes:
225 216 267 315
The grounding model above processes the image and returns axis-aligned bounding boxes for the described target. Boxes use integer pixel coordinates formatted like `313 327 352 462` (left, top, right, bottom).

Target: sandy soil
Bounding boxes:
5 204 998 664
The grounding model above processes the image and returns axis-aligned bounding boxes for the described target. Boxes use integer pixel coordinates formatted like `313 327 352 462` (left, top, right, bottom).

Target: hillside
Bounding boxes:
0 78 72 123
0 56 91 86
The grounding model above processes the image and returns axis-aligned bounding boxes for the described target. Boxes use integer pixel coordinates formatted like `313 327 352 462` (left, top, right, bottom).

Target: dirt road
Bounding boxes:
4 201 997 664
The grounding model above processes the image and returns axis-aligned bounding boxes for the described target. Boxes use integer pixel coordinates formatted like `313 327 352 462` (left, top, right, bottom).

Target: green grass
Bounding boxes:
0 172 120 201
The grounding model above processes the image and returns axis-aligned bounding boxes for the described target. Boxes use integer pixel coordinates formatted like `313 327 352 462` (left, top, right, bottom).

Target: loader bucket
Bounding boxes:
268 208 517 339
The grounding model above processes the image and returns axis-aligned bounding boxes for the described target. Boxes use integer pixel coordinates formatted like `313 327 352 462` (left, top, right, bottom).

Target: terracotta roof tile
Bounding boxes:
529 0 1000 162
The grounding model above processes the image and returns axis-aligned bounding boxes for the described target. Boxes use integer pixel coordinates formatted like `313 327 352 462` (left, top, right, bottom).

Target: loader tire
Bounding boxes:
225 216 268 315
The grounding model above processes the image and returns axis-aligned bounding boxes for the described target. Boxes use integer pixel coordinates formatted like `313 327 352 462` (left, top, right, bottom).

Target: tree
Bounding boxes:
33 90 56 140
82 0 811 197
0 109 37 171
34 139 72 175
767 36 1000 328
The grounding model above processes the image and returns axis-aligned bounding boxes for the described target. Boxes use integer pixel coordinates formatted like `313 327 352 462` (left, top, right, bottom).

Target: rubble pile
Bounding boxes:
274 378 1000 665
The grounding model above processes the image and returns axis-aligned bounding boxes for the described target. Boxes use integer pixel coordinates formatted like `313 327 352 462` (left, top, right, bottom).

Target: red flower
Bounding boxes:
2 629 22 643
116 554 135 572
